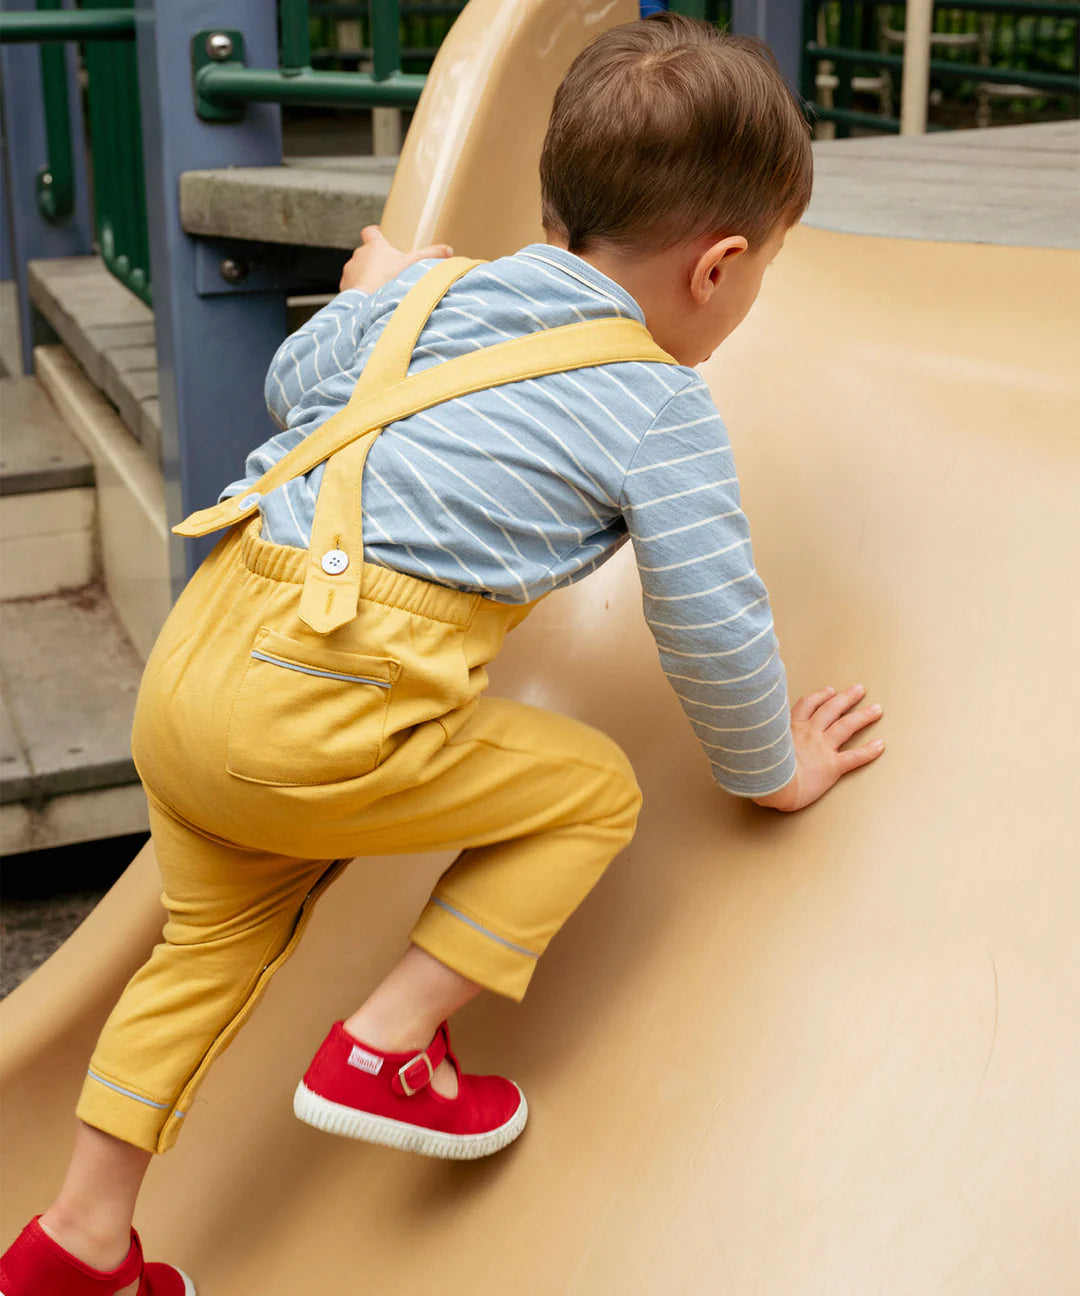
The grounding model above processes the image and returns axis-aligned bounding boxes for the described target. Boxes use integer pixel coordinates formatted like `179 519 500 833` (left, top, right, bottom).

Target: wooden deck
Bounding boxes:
805 120 1079 249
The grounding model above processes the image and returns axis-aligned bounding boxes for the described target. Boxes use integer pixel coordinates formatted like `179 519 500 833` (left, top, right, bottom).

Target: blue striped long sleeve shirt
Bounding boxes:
217 244 796 797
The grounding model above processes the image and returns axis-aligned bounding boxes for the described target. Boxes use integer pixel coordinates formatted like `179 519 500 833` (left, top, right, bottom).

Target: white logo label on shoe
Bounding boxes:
347 1044 384 1075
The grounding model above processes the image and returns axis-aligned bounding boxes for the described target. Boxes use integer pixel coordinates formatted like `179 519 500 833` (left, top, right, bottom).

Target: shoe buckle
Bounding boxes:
397 1050 435 1097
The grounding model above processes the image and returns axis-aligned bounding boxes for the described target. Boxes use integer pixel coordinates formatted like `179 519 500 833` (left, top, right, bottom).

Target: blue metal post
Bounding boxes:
134 0 287 592
0 0 92 374
1 140 12 282
731 0 805 93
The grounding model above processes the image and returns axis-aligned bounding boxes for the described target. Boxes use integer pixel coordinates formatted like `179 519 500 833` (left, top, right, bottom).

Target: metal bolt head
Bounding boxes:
219 258 248 284
40 171 53 186
205 32 235 62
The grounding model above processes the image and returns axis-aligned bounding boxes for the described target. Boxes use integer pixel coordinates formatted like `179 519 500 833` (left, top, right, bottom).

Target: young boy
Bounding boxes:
2 15 883 1294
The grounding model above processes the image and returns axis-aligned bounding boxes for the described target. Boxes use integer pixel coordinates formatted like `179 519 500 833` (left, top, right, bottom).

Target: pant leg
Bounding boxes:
328 698 643 1002
76 793 347 1153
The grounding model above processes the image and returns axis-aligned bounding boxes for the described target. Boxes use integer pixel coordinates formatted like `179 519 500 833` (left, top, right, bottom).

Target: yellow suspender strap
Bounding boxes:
295 258 482 632
172 257 676 632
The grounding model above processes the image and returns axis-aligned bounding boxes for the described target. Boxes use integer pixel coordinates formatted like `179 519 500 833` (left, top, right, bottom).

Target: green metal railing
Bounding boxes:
34 0 77 222
0 1 146 295
82 0 150 303
309 2 465 73
809 40 1078 89
2 1 456 306
0 8 135 42
194 0 429 120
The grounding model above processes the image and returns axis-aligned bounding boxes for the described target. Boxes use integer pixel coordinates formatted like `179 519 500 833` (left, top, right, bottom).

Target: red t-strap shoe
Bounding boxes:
0 1217 194 1295
294 1020 527 1159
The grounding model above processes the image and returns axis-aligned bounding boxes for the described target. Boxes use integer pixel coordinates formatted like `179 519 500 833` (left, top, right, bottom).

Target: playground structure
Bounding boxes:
2 0 1080 1291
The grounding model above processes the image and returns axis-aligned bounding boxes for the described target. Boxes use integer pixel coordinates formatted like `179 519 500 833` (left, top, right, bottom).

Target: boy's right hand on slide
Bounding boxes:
340 225 455 295
752 685 885 812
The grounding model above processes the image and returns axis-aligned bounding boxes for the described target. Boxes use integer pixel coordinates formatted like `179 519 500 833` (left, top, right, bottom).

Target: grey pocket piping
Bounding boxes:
249 649 392 689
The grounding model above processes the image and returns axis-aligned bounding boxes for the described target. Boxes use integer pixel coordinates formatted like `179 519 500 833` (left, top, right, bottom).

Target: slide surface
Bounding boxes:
3 2 1079 1291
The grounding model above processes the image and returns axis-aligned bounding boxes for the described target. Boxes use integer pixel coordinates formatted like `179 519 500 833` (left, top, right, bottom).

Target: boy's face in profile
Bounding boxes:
560 220 792 369
678 221 790 366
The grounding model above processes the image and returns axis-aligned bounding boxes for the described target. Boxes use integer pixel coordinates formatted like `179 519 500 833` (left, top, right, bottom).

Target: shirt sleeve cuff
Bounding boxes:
711 746 797 799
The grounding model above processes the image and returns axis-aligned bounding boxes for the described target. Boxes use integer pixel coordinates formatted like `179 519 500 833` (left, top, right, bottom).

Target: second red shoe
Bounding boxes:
294 1020 527 1159
0 1216 194 1295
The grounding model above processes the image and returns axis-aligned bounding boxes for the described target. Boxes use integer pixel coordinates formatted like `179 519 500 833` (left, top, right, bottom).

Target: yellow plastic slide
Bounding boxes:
3 2 1078 1291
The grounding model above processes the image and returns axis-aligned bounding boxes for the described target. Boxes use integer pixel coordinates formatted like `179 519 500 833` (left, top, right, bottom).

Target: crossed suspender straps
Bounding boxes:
173 256 676 634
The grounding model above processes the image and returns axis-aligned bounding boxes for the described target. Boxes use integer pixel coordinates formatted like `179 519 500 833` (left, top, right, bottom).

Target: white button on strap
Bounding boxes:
238 491 261 510
321 548 349 575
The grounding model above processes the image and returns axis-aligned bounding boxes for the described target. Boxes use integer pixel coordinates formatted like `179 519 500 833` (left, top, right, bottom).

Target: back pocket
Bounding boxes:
225 627 400 786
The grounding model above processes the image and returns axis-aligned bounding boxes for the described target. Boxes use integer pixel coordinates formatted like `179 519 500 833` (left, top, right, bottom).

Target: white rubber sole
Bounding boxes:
293 1081 528 1160
1 1265 196 1295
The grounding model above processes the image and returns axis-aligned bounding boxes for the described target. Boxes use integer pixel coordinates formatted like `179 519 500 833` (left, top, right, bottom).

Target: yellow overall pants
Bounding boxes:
76 258 675 1153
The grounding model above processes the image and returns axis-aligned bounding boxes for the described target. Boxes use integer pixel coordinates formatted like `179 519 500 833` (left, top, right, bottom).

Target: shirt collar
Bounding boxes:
517 243 646 324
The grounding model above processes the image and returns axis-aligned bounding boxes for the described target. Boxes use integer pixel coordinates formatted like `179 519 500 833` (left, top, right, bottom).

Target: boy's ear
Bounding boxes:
690 236 749 303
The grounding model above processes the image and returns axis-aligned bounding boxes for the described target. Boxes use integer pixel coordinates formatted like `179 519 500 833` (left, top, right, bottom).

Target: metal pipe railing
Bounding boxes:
309 1 462 13
0 9 135 43
196 1 427 116
35 0 75 221
369 0 402 80
921 0 1079 14
812 105 903 131
195 64 427 109
806 44 1079 94
279 0 312 75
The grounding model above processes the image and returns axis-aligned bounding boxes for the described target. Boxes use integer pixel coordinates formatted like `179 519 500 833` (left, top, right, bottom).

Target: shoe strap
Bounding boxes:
391 1023 449 1098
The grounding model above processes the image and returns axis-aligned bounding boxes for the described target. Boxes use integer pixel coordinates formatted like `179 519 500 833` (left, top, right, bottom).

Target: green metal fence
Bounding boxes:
82 0 151 302
0 1 460 305
804 1 1080 135
34 0 76 223
308 2 466 73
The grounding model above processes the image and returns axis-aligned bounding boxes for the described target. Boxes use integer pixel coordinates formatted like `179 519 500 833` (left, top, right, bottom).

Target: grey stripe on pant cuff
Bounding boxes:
87 1069 184 1116
429 897 539 959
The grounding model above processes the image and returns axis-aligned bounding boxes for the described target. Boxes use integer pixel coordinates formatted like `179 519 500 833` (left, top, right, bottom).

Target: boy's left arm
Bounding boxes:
621 378 885 808
620 378 797 799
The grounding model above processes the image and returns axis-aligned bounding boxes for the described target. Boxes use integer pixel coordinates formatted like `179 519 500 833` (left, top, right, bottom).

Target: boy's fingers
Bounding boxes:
828 703 883 748
814 683 866 729
837 739 885 773
791 685 835 722
360 225 383 244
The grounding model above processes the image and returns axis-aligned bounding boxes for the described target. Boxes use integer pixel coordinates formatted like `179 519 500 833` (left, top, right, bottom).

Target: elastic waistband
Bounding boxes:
239 514 514 628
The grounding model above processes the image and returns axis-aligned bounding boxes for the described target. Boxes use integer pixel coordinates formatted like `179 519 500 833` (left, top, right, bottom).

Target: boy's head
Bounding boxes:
540 14 813 364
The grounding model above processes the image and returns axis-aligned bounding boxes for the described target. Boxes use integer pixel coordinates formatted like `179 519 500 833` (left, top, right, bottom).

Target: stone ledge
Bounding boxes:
179 155 395 249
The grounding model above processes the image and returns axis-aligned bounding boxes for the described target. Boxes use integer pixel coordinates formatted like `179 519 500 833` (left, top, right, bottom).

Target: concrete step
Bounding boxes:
179 155 395 249
27 258 161 462
0 376 95 495
0 583 148 853
0 376 97 599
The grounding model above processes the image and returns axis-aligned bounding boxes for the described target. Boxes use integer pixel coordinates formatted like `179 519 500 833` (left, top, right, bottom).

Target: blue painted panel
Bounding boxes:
134 0 288 592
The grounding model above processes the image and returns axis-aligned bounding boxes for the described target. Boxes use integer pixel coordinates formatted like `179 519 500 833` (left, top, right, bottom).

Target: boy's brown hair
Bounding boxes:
540 13 812 253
